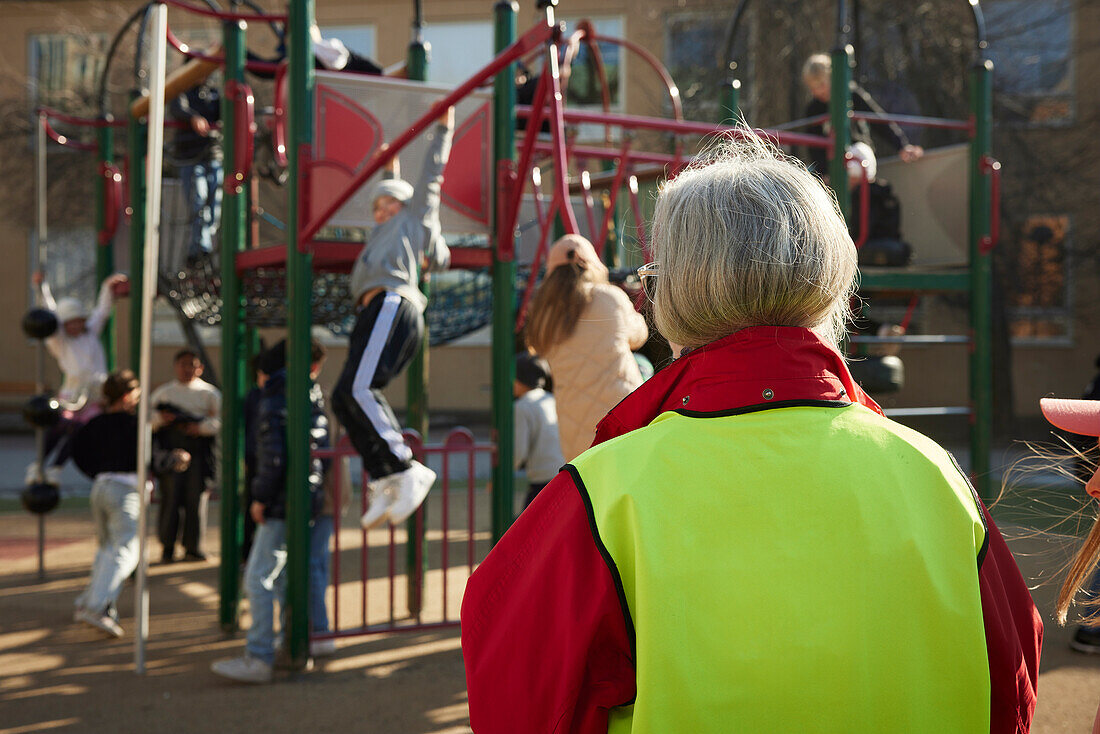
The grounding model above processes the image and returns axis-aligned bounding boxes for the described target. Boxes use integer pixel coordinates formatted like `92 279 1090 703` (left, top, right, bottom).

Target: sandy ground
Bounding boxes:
3 497 1100 733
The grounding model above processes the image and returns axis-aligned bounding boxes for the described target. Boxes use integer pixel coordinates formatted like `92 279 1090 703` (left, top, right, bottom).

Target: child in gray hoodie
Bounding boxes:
332 107 453 530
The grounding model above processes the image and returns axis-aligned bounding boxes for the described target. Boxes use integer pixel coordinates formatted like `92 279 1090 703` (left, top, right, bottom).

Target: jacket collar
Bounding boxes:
593 326 882 446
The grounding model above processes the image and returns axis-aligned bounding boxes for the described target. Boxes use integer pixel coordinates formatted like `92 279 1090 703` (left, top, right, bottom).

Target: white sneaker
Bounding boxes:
387 461 436 526
24 461 41 485
360 476 398 529
310 639 337 657
44 466 62 486
211 654 273 684
77 608 123 638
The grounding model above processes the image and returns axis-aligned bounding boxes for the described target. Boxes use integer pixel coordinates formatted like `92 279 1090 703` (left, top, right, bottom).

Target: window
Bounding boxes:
423 21 494 87
665 13 747 122
985 0 1073 124
28 33 108 117
1009 215 1072 343
319 24 377 64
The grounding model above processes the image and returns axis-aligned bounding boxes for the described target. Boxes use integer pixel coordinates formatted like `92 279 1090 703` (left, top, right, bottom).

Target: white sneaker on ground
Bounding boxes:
211 654 273 684
77 608 123 638
310 639 337 657
44 466 62 485
24 461 40 485
387 461 437 526
360 476 398 529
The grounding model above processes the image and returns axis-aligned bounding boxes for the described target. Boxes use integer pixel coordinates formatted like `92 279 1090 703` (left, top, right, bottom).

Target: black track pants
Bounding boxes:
332 291 423 480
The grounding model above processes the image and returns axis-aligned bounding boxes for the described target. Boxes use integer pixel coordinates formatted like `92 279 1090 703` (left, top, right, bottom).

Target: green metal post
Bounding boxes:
285 0 315 669
969 59 994 502
720 79 741 123
491 1 518 544
828 45 852 221
405 27 430 616
217 18 248 634
127 102 147 373
95 120 116 370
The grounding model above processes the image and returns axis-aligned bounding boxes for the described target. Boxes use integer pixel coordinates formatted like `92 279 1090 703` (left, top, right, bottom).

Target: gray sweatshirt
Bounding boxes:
348 122 453 313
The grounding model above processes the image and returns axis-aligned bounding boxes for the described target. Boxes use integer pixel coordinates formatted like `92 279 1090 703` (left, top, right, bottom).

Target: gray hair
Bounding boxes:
802 53 831 82
650 131 857 349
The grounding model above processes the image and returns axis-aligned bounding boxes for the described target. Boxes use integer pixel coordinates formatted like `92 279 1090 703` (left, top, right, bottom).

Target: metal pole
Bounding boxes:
285 0 316 670
405 22 429 617
720 79 741 122
96 120 117 370
128 106 148 373
828 44 852 221
490 0 518 544
218 17 248 634
134 2 168 676
34 112 48 581
969 58 994 502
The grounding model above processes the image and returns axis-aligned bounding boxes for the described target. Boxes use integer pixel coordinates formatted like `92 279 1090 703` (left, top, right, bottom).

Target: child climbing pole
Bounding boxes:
331 106 455 530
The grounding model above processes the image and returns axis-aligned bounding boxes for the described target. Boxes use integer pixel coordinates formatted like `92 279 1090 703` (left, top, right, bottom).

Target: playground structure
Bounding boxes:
30 0 998 672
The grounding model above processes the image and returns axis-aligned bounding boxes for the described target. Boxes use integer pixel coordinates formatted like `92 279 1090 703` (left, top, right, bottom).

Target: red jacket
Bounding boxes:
462 326 1041 733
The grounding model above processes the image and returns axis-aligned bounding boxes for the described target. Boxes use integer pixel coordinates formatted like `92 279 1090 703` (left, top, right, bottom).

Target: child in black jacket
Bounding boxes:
211 339 329 683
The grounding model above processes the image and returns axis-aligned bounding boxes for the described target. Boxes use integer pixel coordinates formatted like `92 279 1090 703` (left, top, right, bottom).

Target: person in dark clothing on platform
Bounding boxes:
70 370 191 638
210 339 329 684
170 81 223 263
800 53 924 179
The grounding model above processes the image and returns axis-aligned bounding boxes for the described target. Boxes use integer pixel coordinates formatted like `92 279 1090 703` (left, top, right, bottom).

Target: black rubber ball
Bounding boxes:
22 308 58 340
21 481 60 515
23 394 61 428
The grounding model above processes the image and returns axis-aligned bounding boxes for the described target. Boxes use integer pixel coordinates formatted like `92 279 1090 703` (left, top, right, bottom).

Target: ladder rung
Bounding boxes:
885 407 971 417
849 335 970 345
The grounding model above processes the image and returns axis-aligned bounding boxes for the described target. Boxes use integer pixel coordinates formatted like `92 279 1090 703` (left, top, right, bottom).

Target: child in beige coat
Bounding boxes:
525 235 648 461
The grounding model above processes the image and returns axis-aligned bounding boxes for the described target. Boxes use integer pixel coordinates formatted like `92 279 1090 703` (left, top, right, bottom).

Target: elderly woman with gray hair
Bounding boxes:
462 134 1040 733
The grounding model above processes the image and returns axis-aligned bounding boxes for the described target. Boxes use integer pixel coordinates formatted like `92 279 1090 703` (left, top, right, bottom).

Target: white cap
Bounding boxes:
846 141 877 184
313 37 350 71
372 179 415 205
55 297 88 324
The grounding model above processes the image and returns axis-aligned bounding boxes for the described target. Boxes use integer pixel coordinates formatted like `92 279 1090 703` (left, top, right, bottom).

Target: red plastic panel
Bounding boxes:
441 102 492 226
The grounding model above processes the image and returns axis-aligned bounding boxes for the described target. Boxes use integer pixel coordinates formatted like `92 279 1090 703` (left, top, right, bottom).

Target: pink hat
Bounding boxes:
545 235 608 280
1040 398 1100 437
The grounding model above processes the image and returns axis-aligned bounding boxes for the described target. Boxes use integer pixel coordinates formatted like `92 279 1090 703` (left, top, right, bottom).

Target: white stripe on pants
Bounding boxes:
352 292 413 464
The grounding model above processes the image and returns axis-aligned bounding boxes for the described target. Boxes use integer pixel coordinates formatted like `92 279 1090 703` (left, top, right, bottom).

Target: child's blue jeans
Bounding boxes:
245 519 287 665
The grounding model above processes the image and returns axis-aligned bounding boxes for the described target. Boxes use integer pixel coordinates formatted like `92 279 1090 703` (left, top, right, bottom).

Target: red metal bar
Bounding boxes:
588 31 684 160
516 196 560 332
165 25 281 74
36 107 126 128
442 445 450 620
43 117 96 151
851 111 972 133
361 472 368 629
388 524 396 626
532 140 676 167
540 38 580 236
901 295 921 333
979 156 1001 254
301 20 557 244
847 153 870 250
272 61 288 167
517 106 832 150
225 80 256 195
99 163 123 245
161 0 288 23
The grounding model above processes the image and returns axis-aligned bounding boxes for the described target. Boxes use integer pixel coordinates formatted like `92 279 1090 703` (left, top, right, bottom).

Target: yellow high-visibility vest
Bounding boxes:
572 402 989 733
